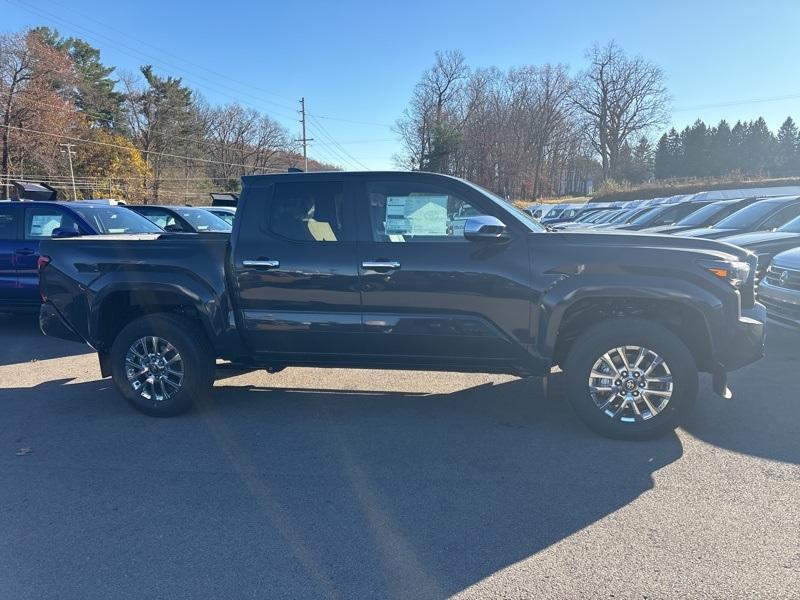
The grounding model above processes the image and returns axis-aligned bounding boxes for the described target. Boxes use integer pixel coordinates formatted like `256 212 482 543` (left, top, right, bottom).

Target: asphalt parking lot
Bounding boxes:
0 314 797 599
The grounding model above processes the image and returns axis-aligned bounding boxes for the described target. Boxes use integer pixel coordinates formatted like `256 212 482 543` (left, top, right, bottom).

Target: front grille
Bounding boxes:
764 265 800 291
760 294 800 324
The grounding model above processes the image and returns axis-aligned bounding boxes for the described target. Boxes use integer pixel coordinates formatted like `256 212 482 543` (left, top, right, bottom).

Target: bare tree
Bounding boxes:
572 41 669 181
0 30 75 198
394 50 469 172
202 102 290 189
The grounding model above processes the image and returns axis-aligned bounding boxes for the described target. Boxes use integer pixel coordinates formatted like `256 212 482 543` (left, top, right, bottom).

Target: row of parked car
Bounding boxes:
525 192 800 330
0 192 236 313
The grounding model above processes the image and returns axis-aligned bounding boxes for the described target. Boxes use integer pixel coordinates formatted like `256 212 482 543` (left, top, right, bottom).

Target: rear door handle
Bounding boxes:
242 259 280 270
15 248 35 256
361 261 401 272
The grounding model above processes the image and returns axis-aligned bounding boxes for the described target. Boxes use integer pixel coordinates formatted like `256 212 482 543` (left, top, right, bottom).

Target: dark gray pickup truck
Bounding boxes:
38 171 766 439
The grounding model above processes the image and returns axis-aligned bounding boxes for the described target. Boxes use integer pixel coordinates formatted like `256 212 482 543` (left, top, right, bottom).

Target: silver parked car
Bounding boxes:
758 247 800 330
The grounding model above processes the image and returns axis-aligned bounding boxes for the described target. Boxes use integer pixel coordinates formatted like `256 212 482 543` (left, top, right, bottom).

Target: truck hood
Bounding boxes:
718 230 800 248
549 230 751 261
676 227 738 239
638 224 696 235
772 246 800 268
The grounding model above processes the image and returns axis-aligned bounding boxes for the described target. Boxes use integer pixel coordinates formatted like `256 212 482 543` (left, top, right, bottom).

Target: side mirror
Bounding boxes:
163 224 182 232
51 227 81 239
463 215 508 240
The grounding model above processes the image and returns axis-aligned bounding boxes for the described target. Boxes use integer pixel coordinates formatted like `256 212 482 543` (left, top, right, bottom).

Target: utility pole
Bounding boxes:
59 143 77 200
295 98 313 171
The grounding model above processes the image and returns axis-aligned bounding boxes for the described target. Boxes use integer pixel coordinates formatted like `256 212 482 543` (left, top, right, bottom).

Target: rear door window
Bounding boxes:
268 181 353 242
24 206 79 239
134 208 183 231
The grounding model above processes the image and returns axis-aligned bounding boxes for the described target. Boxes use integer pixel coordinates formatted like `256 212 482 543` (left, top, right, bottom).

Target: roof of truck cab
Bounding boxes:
242 170 468 187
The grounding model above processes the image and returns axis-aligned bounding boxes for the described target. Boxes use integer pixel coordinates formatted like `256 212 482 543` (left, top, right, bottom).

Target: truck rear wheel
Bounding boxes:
563 317 698 440
110 313 214 417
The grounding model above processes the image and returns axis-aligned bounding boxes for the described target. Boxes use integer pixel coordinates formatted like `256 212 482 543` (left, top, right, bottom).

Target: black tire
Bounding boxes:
110 313 214 417
563 317 698 440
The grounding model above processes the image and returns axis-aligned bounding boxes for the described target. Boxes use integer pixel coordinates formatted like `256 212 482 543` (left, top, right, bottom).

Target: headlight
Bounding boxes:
697 259 751 288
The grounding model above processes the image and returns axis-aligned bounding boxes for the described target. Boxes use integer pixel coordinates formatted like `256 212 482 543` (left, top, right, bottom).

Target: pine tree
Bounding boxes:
730 121 748 174
743 117 775 175
32 27 125 131
628 136 654 182
654 133 671 179
682 119 709 177
709 120 733 176
775 117 799 176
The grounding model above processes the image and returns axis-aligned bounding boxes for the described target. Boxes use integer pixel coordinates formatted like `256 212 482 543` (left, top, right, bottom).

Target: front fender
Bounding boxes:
536 273 727 362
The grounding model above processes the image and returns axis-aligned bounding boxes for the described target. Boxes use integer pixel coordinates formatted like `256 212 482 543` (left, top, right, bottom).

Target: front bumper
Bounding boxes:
39 302 85 344
758 280 800 330
716 303 767 371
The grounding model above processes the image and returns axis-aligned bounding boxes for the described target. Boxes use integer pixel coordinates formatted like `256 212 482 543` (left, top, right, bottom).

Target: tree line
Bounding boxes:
0 27 333 202
396 45 800 198
395 42 670 199
654 117 800 181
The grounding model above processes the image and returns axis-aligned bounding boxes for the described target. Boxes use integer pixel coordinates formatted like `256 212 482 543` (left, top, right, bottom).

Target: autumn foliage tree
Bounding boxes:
0 29 76 198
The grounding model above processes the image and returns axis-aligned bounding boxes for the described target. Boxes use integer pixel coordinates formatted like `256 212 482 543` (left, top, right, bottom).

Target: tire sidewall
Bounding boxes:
110 314 213 417
564 318 698 440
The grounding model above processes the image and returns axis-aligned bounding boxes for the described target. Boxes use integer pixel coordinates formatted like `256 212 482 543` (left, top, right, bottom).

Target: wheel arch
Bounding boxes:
542 287 720 372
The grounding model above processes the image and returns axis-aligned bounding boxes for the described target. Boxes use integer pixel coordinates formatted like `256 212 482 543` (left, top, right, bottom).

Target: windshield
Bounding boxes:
713 200 782 229
575 210 604 222
675 201 730 226
592 210 624 224
585 210 613 223
777 215 800 233
630 205 668 225
69 206 163 234
609 208 640 224
175 208 232 232
542 206 564 219
557 208 581 219
208 209 235 225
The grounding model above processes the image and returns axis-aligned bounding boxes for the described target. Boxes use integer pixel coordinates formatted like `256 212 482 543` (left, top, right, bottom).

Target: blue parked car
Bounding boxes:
0 200 162 313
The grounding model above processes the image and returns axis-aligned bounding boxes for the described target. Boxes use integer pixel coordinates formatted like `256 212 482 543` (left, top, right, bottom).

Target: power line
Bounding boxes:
305 124 357 170
38 0 300 105
5 0 300 121
308 116 370 170
307 113 394 128
0 122 292 172
7 0 395 130
674 93 800 113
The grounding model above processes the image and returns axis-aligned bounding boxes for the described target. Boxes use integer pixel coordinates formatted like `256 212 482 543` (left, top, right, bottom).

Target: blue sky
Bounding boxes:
4 0 800 169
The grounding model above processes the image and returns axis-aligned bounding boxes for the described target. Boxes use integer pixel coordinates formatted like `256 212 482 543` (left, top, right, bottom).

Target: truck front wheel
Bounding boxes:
110 313 214 417
563 318 698 440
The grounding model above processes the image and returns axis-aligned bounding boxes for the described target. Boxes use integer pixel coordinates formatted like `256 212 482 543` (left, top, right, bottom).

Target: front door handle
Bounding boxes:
242 259 280 270
361 261 401 272
15 248 35 256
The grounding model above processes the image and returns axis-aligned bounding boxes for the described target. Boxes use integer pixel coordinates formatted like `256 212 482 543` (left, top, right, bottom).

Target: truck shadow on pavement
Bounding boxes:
0 313 90 366
2 374 683 599
681 323 800 465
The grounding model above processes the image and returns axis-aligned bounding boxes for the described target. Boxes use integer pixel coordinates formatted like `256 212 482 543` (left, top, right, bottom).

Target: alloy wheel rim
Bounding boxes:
588 346 673 422
125 336 184 402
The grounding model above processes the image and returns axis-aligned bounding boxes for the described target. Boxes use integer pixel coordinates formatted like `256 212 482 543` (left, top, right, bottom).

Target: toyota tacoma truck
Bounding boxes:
38 171 766 439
